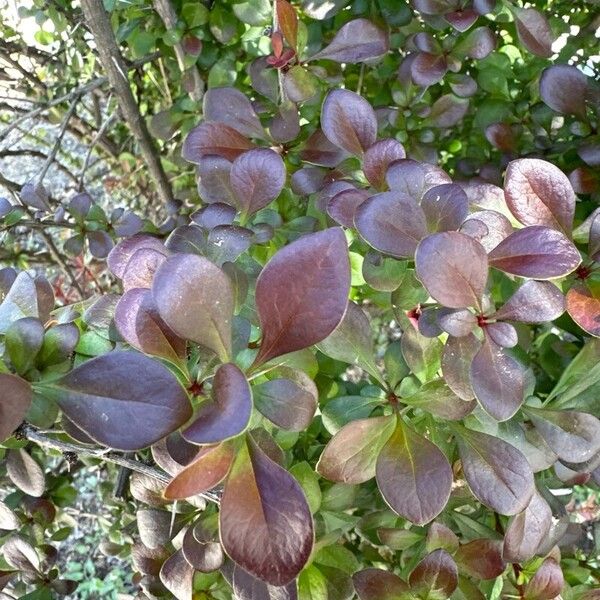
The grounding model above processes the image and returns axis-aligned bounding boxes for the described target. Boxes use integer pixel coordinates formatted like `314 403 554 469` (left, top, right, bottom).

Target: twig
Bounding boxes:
272 0 287 105
18 423 221 505
78 111 116 191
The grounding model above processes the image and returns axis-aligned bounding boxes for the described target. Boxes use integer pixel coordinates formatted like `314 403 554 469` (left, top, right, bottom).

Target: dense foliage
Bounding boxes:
1 0 600 598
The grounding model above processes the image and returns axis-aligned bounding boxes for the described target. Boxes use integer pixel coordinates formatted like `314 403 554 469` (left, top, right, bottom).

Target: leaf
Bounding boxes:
376 420 452 525
115 289 186 363
220 435 313 585
352 568 409 600
327 188 370 228
428 94 470 128
253 371 317 431
485 322 518 348
196 156 236 205
455 539 505 580
317 416 397 484
503 491 552 562
513 7 554 57
566 284 600 337
276 0 298 49
317 301 383 384
283 66 318 103
362 251 407 292
203 87 265 139
309 19 388 63
122 247 168 292
362 139 406 190
107 234 167 280
0 374 32 442
539 65 588 119
159 549 195 600
184 363 251 444
182 523 224 572
3 535 40 572
524 559 564 600
411 52 447 87
441 334 479 400
38 323 79 366
409 549 458 599
488 226 581 279
300 128 349 167
164 441 234 499
401 326 442 383
230 149 286 217
470 336 525 421
386 159 451 200
493 280 565 323
7 449 45 497
421 184 469 233
321 89 377 155
437 309 477 337
355 191 428 258
455 426 534 515
523 406 600 463
504 159 575 235
403 379 476 421
182 122 255 163
0 272 38 334
426 523 459 554
39 351 191 451
415 232 488 309
254 228 350 366
321 395 384 435
232 563 299 600
153 253 234 361
454 26 496 59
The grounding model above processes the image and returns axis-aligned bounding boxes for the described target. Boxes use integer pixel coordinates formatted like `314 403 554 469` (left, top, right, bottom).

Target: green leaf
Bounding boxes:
290 461 322 513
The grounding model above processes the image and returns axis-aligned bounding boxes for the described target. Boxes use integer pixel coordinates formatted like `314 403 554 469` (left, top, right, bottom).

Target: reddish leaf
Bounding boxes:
196 156 236 205
540 65 588 119
355 191 428 258
437 309 477 337
485 322 518 348
514 7 554 57
503 491 552 562
321 89 377 155
107 234 167 280
276 0 298 49
317 416 396 484
164 442 235 500
524 558 564 600
203 87 265 140
220 435 313 585
122 247 167 292
488 226 581 279
376 420 452 525
159 549 194 600
310 19 388 63
7 449 45 497
153 253 234 362
455 426 534 515
352 568 409 600
566 284 600 337
327 188 369 228
415 232 488 309
455 539 506 580
411 52 448 87
493 280 565 323
253 228 350 366
426 523 459 554
230 148 286 217
386 159 451 200
40 351 192 451
184 363 251 444
0 374 32 442
362 139 406 190
409 549 458 598
182 123 255 163
504 159 575 235
442 334 480 400
421 183 469 232
300 128 348 167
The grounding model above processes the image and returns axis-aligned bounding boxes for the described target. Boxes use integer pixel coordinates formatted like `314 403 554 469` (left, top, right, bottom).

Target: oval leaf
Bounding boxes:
493 280 565 323
0 374 32 442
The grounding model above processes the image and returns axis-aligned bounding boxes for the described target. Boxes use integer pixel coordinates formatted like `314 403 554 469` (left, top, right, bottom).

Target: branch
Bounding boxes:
78 111 116 191
79 0 175 211
19 423 221 505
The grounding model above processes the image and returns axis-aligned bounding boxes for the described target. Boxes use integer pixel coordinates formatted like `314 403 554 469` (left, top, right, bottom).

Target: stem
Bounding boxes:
272 0 287 104
78 111 116 192
18 423 221 505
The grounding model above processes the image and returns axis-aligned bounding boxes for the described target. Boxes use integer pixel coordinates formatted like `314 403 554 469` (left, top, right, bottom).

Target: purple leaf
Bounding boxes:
540 65 588 119
421 183 469 232
352 569 409 600
503 491 552 562
206 225 252 266
183 363 251 444
485 322 518 348
182 525 224 572
376 420 452 525
196 155 236 205
524 559 564 600
203 87 265 139
409 549 458 598
362 139 406 190
290 166 326 196
0 374 31 442
437 308 477 337
454 26 496 59
107 234 167 280
183 123 255 163
470 336 524 420
152 253 234 361
386 159 451 201
159 549 195 600
514 7 554 57
300 128 348 167
461 210 513 252
122 247 168 292
191 203 237 230
87 231 113 259
230 149 286 216
309 19 389 63
115 289 186 363
411 53 447 87
455 426 534 515
317 415 397 484
488 226 581 279
20 181 50 211
504 158 575 234
41 351 191 451
415 232 488 309
493 280 565 323
321 89 377 155
445 9 478 32
455 539 506 580
327 188 369 228
220 435 313 585
403 379 476 421
232 564 298 600
253 228 350 366
270 102 301 143
0 272 39 334
428 94 470 128
355 191 428 258
566 284 600 336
